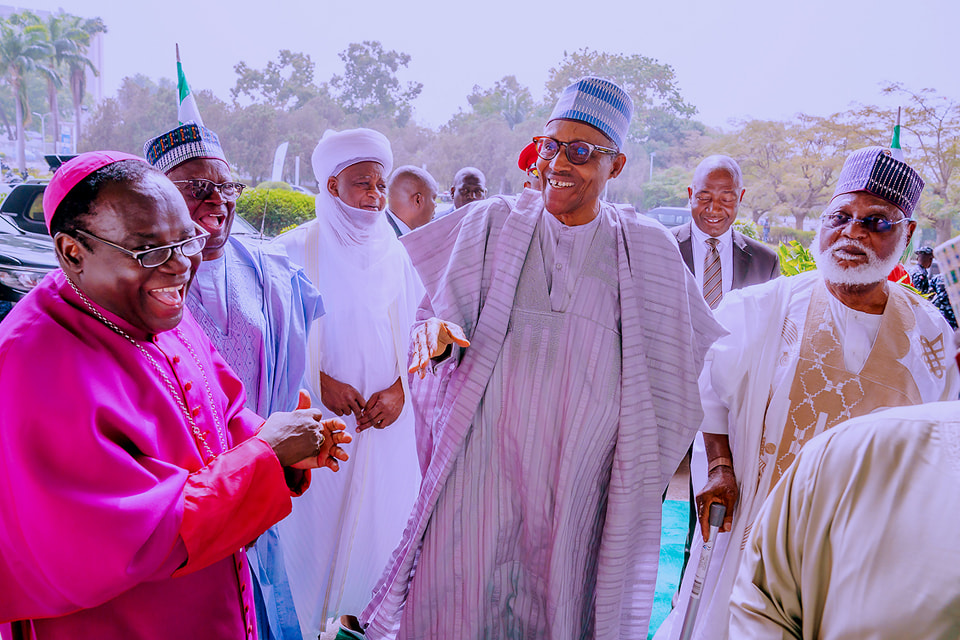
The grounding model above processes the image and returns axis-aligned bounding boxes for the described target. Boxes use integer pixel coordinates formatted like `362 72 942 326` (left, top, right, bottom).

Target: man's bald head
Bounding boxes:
388 165 439 230
451 167 487 209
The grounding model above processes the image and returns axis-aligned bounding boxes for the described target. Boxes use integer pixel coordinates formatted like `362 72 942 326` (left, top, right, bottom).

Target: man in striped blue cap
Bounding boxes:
143 122 324 640
361 77 723 639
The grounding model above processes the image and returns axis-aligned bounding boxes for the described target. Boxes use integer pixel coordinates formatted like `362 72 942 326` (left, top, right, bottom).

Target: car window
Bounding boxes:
26 192 44 223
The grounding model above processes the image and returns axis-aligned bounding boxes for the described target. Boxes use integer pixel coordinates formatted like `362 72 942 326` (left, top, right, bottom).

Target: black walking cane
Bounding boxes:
678 502 727 640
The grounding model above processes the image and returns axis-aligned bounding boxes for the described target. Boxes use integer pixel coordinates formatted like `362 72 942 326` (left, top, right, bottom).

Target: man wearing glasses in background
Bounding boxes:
655 147 960 640
145 124 323 640
361 77 723 639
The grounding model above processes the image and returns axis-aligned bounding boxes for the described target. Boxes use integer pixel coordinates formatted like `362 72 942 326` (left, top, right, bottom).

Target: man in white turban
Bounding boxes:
273 129 424 639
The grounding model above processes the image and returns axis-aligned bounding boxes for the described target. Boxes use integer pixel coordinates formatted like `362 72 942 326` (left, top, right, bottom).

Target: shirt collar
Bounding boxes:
690 220 734 248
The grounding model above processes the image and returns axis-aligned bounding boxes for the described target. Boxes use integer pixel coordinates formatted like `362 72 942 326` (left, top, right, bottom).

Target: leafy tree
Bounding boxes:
639 166 692 210
0 11 55 172
232 49 318 111
713 115 871 229
879 84 960 244
467 76 534 130
58 14 104 150
545 48 697 147
83 74 176 154
330 41 422 126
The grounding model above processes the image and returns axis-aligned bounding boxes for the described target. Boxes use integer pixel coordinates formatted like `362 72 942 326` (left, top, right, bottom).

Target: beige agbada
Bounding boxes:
655 270 959 640
732 401 960 639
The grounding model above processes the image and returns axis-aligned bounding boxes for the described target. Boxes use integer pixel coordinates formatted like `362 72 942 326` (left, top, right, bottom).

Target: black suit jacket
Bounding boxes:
672 221 779 290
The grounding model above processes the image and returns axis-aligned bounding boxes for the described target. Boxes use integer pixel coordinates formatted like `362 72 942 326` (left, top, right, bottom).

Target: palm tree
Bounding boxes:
43 11 83 155
64 16 105 152
0 12 54 173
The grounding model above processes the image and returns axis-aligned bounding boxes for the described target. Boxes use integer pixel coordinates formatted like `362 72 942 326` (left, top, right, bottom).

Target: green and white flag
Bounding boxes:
889 106 904 162
176 44 204 127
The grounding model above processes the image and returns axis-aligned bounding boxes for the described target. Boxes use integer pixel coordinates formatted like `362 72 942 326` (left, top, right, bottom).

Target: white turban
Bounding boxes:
309 128 393 251
311 128 393 183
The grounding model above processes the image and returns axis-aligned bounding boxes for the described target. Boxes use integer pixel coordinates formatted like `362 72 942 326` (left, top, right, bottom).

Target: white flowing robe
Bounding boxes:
274 210 424 638
731 401 960 639
361 190 725 639
656 270 960 640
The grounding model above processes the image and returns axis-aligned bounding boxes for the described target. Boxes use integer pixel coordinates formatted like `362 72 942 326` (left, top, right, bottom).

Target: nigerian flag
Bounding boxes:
176 44 204 127
890 106 904 161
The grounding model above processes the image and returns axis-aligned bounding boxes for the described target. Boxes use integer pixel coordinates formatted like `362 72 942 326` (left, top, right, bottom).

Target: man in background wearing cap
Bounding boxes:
274 129 424 639
910 245 936 293
385 165 439 237
361 77 721 639
143 124 324 640
0 152 349 639
655 147 960 640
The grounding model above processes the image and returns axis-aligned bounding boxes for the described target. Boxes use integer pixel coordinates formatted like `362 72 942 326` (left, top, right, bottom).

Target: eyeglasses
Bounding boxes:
172 179 246 202
532 136 619 165
820 212 910 234
75 226 210 268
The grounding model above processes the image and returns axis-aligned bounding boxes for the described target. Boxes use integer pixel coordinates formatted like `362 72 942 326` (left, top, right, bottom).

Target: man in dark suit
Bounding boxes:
671 154 779 583
673 155 779 307
385 165 439 237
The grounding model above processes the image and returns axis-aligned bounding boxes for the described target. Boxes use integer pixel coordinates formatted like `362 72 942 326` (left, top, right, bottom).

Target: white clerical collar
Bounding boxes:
690 221 733 249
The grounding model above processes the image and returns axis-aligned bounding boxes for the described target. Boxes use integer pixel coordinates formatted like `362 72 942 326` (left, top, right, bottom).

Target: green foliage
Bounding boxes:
545 48 697 146
83 74 176 153
777 240 817 276
235 187 314 236
733 219 759 240
255 180 292 190
331 41 422 126
770 225 815 246
639 166 691 210
467 76 533 130
231 50 317 111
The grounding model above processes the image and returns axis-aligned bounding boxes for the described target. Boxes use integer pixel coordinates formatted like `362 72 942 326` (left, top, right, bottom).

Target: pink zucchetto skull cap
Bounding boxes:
42 151 148 232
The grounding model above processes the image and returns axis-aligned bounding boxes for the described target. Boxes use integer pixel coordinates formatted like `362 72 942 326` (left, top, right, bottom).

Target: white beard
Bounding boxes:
810 226 909 286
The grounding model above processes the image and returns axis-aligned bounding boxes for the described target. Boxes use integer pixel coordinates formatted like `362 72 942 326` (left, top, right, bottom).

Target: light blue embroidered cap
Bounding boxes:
548 77 633 149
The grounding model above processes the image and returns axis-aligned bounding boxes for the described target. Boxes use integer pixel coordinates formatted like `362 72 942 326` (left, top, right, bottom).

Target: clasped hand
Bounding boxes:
258 390 351 471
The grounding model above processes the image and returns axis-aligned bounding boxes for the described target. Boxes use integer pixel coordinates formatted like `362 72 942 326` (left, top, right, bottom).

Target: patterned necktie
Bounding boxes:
703 237 722 309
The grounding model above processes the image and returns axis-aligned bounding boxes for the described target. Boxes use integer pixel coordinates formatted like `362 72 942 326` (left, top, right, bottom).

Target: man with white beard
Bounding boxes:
656 147 960 640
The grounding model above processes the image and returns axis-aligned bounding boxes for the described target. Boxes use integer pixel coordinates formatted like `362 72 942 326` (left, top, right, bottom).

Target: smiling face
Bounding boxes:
537 119 626 226
328 161 387 212
66 173 201 335
166 158 235 260
688 167 743 237
812 191 915 286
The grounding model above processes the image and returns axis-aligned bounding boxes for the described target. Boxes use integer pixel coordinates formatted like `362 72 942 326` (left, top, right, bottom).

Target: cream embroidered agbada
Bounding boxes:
656 270 959 640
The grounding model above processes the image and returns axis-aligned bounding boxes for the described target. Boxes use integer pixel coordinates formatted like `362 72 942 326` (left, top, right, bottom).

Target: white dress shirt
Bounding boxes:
690 222 734 295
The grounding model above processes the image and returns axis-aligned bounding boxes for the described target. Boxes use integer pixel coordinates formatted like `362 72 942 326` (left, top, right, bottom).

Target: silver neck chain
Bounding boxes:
66 277 226 462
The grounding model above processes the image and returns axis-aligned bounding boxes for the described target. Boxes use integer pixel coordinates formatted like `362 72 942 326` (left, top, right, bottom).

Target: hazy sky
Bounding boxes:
9 0 956 130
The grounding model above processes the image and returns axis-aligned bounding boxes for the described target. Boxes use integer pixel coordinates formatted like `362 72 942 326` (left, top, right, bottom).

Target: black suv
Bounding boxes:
0 213 57 320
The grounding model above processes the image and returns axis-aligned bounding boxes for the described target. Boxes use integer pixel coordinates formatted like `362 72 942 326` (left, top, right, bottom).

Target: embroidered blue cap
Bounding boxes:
832 146 924 217
143 123 227 173
548 77 633 149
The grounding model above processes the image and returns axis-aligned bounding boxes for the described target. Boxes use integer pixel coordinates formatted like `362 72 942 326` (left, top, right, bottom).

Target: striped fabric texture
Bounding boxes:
703 238 722 309
362 192 725 639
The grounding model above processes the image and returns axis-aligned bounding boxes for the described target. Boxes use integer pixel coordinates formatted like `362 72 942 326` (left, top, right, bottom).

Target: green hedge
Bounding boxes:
769 225 815 247
236 188 315 237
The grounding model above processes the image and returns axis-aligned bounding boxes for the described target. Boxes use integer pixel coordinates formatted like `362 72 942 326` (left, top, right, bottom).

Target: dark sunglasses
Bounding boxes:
820 212 910 234
173 179 246 202
532 136 619 166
